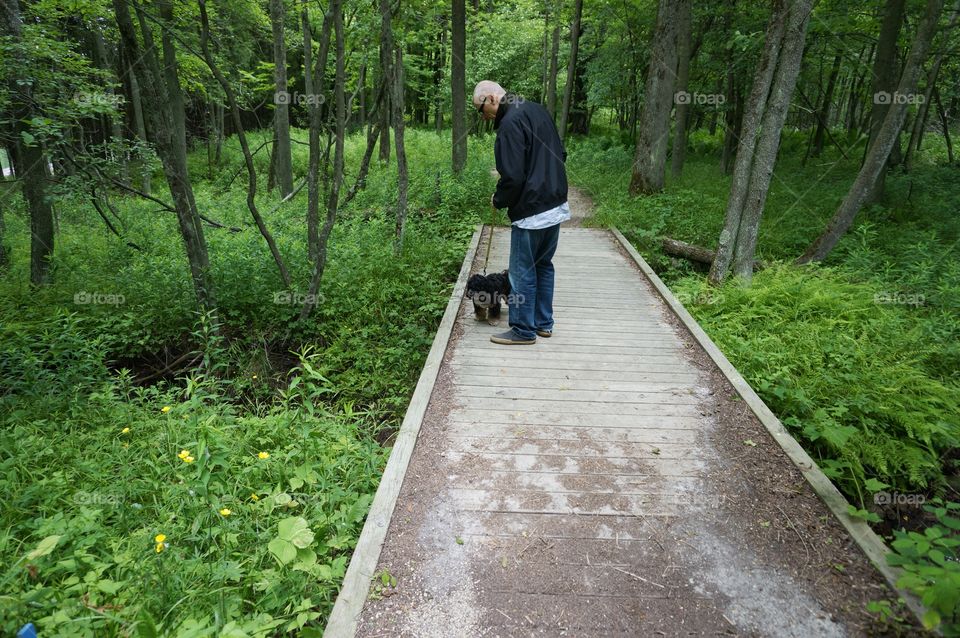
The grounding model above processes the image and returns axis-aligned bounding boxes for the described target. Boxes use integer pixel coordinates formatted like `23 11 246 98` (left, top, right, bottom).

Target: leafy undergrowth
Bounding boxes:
0 129 491 635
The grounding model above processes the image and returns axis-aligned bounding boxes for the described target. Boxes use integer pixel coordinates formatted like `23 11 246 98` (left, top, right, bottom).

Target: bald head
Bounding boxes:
473 81 506 120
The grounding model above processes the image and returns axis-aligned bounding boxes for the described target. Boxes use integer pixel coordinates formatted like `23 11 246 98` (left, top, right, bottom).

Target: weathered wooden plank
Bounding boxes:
454 385 701 405
451 374 697 392
452 398 701 417
446 364 698 382
447 422 702 443
323 226 482 638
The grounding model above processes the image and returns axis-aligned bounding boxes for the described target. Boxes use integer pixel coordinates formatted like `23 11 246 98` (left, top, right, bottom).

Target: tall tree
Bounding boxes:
300 0 346 320
798 0 946 263
270 0 294 196
811 52 841 158
451 0 467 173
2 0 55 285
546 8 560 118
394 45 409 251
863 0 906 203
629 0 686 195
378 0 392 163
669 0 693 179
198 0 291 287
709 0 813 284
558 0 582 141
113 0 215 309
303 0 332 264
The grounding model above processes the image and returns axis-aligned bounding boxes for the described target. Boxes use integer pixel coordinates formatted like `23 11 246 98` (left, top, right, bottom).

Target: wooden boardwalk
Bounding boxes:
327 227 914 637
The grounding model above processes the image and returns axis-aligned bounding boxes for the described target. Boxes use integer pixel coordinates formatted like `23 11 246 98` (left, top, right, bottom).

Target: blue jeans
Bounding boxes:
508 223 560 340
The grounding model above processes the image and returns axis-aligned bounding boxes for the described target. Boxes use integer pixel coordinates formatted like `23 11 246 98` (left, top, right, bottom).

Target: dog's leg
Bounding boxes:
473 301 487 322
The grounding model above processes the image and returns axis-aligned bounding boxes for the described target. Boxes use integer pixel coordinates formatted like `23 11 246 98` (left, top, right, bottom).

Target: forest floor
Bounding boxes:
351 204 907 636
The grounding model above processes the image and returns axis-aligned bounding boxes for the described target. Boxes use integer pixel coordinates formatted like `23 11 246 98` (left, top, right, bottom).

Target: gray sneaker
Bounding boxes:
490 329 536 345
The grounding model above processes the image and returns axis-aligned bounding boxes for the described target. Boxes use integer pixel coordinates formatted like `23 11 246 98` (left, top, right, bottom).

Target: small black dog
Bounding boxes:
466 270 510 324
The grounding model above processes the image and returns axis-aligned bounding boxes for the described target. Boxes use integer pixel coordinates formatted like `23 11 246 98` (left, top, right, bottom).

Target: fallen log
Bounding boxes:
661 237 768 271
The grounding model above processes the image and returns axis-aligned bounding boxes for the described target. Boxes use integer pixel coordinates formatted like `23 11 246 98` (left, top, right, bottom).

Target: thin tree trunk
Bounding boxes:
378 0 392 164
558 0 583 141
452 0 467 172
708 0 800 284
728 1 812 280
270 0 294 196
114 0 215 309
394 45 409 252
670 0 693 179
934 86 953 162
864 0 907 202
300 0 345 321
2 0 55 285
629 0 686 195
798 0 945 263
812 52 842 157
303 0 333 263
199 0 292 287
546 19 560 119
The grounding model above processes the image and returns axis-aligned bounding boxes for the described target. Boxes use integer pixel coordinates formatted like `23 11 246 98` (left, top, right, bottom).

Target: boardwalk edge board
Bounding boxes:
610 227 930 627
323 225 484 638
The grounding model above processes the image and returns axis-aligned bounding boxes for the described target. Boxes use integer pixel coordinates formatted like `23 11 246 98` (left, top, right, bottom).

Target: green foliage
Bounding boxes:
887 500 960 634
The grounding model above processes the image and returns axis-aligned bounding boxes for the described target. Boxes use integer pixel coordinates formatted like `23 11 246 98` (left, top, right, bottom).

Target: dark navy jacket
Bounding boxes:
492 95 568 222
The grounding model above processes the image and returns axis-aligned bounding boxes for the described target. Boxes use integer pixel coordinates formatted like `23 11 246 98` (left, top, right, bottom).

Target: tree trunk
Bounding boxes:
300 0 346 321
114 0 215 309
709 0 813 284
127 66 152 195
934 86 953 162
451 0 467 173
378 0 392 164
394 45 409 252
270 0 294 197
670 0 693 179
629 0 686 195
798 0 945 263
812 52 841 157
904 1 959 170
198 0 292 287
864 0 907 203
303 0 333 263
3 0 55 285
558 0 583 141
546 19 560 118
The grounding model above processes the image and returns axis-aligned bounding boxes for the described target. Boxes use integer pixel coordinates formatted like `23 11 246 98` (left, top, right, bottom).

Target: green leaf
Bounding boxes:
922 608 941 630
278 516 315 549
268 537 297 565
863 478 889 492
26 535 61 560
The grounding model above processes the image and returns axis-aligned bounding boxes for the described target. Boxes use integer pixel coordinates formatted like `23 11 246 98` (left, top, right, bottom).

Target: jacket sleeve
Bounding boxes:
492 119 527 210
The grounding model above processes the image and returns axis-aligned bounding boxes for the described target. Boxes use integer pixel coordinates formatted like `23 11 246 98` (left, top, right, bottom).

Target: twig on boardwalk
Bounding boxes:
777 504 811 570
613 566 665 588
496 609 513 622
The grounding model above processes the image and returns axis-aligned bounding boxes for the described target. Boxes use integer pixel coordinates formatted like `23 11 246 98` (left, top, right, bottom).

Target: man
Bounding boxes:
473 80 569 345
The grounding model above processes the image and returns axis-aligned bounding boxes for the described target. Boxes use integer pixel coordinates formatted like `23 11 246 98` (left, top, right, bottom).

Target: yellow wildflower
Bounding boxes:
183 455 194 463
155 543 165 553
121 427 130 434
219 508 232 517
161 406 171 413
250 493 260 501
155 534 166 543
258 451 270 460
